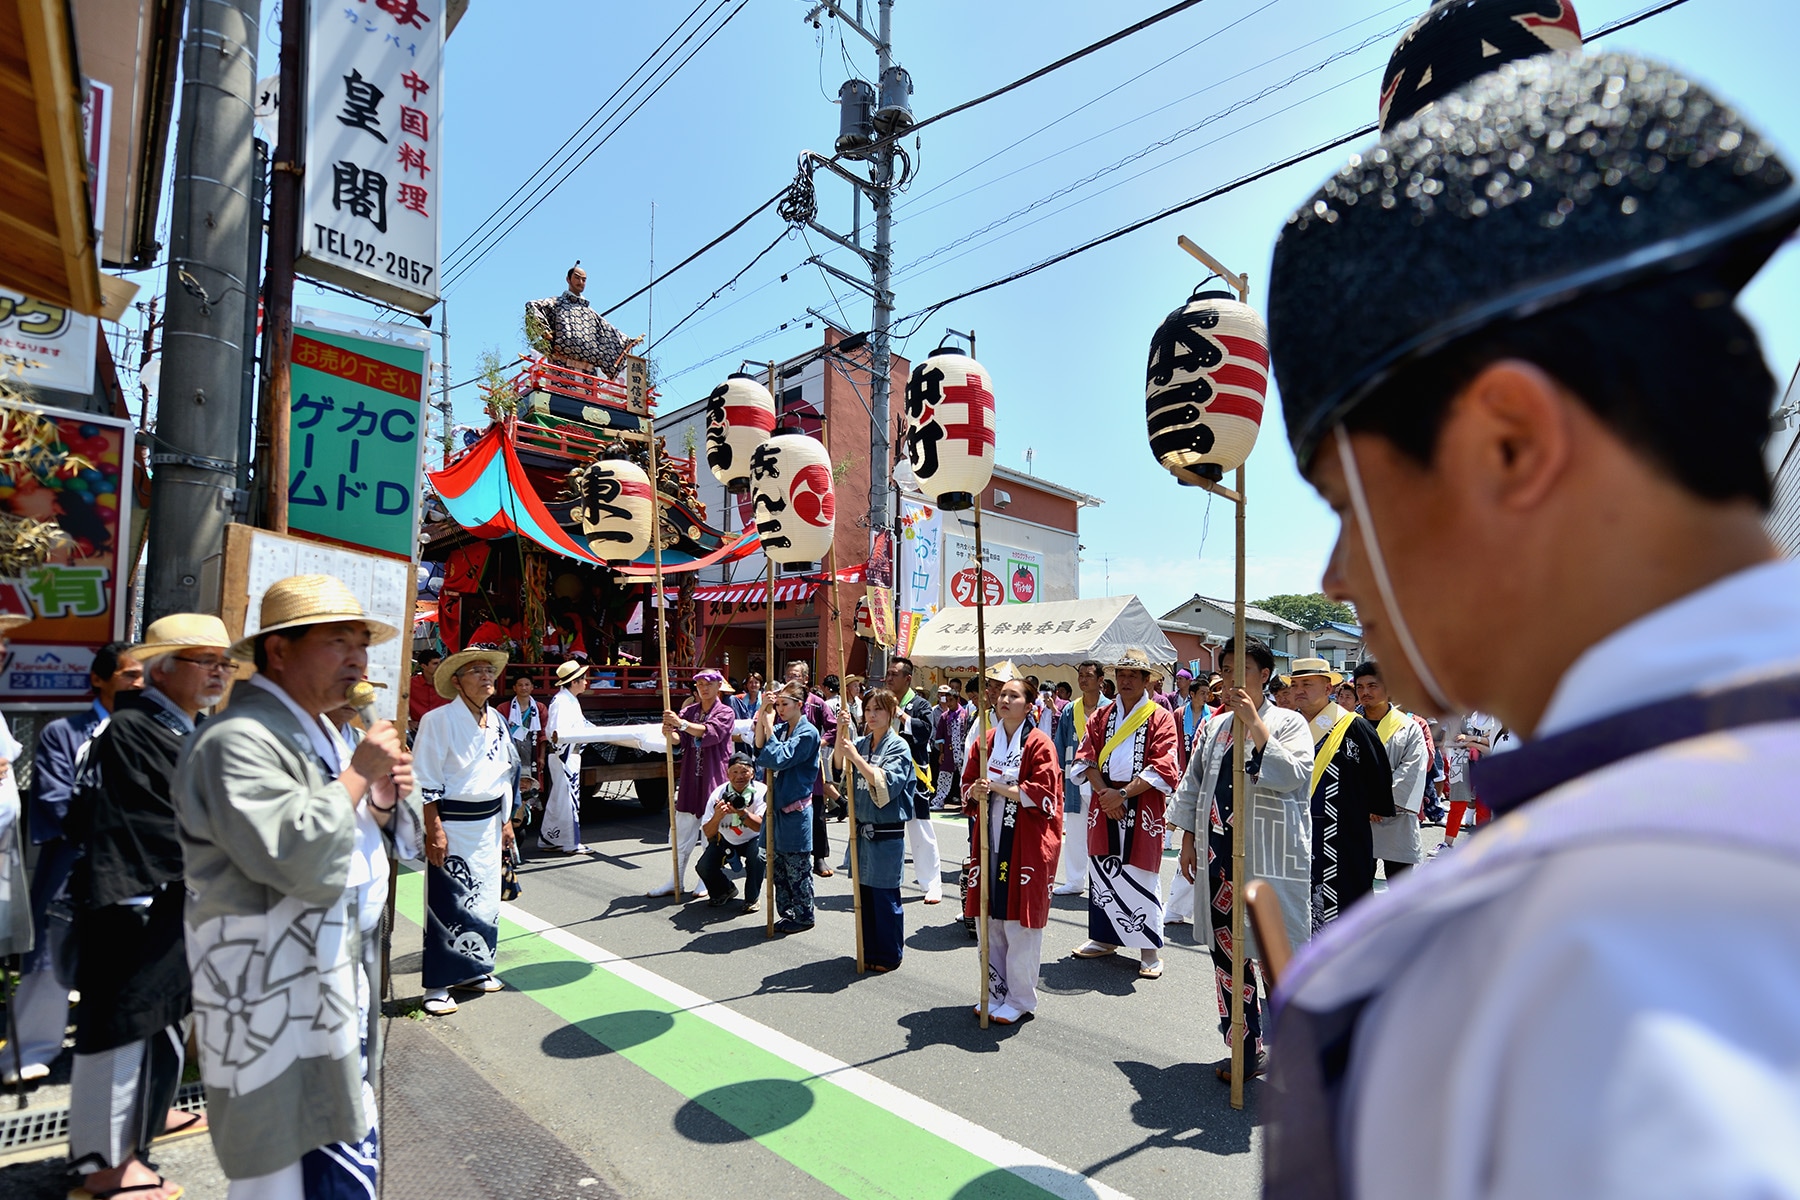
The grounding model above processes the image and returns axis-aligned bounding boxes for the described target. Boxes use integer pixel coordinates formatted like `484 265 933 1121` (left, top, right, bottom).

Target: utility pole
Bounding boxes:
800 0 906 676
438 301 454 464
145 0 261 621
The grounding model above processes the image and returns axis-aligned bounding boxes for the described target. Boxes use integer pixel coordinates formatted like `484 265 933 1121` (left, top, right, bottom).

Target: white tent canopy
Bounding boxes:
907 595 1179 671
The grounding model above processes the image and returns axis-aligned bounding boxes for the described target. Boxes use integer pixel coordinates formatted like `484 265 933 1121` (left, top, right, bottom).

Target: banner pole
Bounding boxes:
649 425 681 900
973 502 992 1028
765 557 777 938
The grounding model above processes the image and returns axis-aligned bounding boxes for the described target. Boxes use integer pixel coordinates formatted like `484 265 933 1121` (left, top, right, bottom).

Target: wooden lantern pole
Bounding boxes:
972 501 993 1028
822 412 865 972
765 562 778 938
1177 235 1254 1110
648 422 681 900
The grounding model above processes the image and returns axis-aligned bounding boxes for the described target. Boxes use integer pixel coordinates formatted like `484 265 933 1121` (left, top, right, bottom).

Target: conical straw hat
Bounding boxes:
230 574 398 658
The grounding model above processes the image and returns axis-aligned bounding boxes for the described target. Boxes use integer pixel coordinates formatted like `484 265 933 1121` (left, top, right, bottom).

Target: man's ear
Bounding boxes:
1442 359 1574 513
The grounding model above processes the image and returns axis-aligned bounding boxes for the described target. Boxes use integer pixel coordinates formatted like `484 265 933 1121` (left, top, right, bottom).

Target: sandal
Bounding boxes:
1072 940 1118 959
153 1111 209 1143
68 1178 185 1200
1138 960 1164 980
452 975 503 993
422 995 459 1016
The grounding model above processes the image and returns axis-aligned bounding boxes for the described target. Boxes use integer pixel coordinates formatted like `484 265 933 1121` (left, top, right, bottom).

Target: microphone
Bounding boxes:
349 681 381 729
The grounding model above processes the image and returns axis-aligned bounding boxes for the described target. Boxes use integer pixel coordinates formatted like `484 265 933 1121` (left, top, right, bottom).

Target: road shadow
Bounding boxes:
1037 953 1144 998
672 1077 815 1144
674 922 776 957
887 1004 1026 1057
501 957 595 993
904 919 976 953
749 956 858 997
953 1166 1108 1199
540 1007 676 1059
1071 1059 1257 1176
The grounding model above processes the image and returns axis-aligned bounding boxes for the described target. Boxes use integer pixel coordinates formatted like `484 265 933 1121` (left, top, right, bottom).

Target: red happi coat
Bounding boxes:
960 725 1064 929
1075 696 1181 873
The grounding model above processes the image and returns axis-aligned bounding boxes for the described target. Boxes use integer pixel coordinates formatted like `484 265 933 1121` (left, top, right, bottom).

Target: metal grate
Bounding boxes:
0 1083 204 1155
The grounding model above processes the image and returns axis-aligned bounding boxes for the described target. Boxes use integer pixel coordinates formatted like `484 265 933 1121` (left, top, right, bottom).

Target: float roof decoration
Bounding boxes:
428 423 607 565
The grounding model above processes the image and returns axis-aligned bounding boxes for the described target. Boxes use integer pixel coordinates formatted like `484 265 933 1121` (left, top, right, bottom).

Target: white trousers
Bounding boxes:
1060 789 1089 887
10 962 71 1069
987 919 1045 1014
906 816 941 897
649 811 704 894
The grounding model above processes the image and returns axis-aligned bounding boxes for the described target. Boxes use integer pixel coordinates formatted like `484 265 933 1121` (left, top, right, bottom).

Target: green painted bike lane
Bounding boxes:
395 872 1069 1200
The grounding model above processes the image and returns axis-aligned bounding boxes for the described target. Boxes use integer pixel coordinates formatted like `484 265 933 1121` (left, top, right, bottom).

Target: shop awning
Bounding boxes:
692 563 867 606
0 0 105 315
908 595 1178 670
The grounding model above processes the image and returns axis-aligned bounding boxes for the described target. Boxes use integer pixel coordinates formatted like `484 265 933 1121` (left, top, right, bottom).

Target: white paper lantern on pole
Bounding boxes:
1145 288 1269 481
749 434 835 564
902 346 995 511
704 373 777 493
568 458 654 561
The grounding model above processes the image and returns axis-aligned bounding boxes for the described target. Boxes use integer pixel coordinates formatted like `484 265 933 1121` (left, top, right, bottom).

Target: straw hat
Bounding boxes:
984 659 1022 683
0 613 32 632
1288 657 1345 686
130 614 235 666
231 574 398 658
1111 648 1164 678
435 644 509 698
554 659 589 686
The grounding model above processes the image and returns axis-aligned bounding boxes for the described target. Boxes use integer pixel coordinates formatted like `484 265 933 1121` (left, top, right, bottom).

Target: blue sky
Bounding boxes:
269 0 1800 617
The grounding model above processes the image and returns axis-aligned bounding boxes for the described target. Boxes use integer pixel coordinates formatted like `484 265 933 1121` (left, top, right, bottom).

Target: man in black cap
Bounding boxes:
1260 28 1800 1200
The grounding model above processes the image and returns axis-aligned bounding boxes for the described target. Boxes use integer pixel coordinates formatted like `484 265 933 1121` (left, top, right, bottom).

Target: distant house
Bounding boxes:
1767 362 1800 556
1310 621 1366 670
1158 595 1311 674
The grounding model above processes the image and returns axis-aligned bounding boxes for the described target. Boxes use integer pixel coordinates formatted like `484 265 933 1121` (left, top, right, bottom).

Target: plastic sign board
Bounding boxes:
298 0 444 311
0 288 98 395
0 401 135 708
286 317 428 559
943 533 1044 606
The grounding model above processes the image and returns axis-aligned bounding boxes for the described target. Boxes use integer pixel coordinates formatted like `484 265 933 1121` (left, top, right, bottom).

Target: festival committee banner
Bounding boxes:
286 316 428 560
298 0 444 311
0 401 134 707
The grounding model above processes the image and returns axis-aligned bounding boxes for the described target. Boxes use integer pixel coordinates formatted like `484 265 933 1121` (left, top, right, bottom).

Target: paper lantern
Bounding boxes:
567 458 653 561
902 347 995 511
704 373 777 493
750 434 835 564
1145 288 1268 481
1379 0 1583 132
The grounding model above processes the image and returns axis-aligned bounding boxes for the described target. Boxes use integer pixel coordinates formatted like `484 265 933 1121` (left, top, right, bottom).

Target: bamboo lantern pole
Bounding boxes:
821 410 865 972
973 503 992 1028
648 423 681 900
765 556 777 938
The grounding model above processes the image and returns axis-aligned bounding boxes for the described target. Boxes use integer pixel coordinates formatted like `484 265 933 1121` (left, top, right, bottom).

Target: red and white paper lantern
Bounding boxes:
902 347 995 511
750 434 836 564
568 458 654 561
1145 288 1269 481
704 373 777 493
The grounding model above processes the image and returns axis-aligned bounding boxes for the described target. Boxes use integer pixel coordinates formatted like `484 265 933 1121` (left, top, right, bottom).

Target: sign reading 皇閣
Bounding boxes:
298 0 444 311
286 318 427 560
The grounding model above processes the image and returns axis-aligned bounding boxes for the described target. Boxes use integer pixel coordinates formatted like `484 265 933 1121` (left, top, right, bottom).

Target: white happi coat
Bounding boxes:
1369 707 1428 865
542 687 595 851
1286 558 1800 1200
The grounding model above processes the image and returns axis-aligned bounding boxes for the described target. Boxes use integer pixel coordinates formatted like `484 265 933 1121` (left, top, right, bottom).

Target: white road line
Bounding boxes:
499 899 1135 1200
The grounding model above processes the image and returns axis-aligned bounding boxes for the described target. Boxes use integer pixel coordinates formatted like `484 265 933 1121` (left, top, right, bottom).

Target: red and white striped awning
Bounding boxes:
692 563 867 606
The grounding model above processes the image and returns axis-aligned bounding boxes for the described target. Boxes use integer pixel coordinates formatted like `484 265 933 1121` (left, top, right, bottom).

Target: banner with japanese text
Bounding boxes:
943 532 1044 607
298 0 444 310
0 401 134 707
0 288 98 395
286 316 427 560
897 498 941 616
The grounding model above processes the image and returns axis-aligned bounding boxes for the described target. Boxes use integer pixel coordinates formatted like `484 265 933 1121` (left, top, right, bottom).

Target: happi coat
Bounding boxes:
1266 558 1800 1200
1305 701 1393 930
1170 697 1315 954
1070 694 1181 872
411 699 514 989
1369 704 1428 865
845 729 914 889
675 697 736 818
961 723 1063 928
174 680 423 1180
543 686 596 851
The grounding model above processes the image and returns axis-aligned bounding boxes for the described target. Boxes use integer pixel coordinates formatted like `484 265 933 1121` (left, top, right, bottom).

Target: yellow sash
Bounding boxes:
1374 705 1409 745
1310 709 1358 799
1097 698 1155 771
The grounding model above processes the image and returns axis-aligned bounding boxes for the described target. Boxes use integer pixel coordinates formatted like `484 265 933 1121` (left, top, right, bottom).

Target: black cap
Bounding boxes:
1379 0 1583 132
728 751 756 768
1270 52 1800 471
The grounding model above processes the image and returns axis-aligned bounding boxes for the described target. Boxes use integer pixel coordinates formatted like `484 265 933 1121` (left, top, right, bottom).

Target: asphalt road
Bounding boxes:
388 790 1264 1200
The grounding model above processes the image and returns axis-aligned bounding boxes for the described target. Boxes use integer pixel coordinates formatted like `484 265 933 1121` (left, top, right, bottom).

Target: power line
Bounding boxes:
599 188 790 318
648 227 795 352
440 0 714 268
440 0 753 292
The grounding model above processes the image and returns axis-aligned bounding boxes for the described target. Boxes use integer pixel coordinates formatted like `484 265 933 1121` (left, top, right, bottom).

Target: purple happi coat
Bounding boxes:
676 698 736 816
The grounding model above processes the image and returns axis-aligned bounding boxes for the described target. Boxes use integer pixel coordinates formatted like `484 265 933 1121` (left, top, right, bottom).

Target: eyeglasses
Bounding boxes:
171 655 234 674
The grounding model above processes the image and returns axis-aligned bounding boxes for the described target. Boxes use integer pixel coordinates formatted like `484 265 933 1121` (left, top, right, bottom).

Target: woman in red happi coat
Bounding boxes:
962 676 1064 1024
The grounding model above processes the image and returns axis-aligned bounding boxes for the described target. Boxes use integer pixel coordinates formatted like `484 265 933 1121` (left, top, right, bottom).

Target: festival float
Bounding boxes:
415 269 764 809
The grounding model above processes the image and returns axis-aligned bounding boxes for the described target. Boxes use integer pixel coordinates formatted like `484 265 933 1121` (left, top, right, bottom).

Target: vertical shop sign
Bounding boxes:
298 0 444 311
286 317 428 558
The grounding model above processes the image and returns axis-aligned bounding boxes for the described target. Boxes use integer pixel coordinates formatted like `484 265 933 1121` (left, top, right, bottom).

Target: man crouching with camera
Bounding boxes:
696 752 767 914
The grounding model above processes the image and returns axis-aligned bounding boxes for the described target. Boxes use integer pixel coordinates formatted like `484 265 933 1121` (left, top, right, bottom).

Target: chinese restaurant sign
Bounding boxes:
0 401 134 707
286 319 427 559
299 0 444 311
